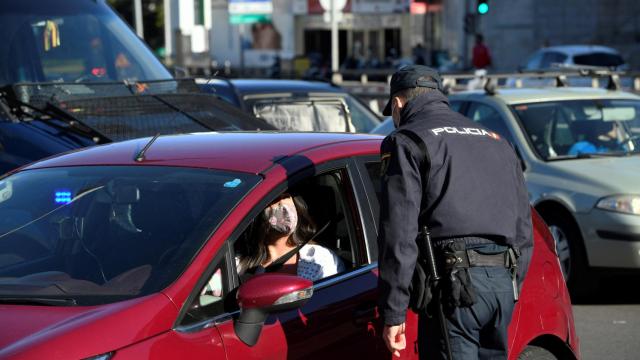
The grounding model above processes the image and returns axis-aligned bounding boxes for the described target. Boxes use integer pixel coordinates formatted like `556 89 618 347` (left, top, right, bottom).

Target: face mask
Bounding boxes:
265 202 298 235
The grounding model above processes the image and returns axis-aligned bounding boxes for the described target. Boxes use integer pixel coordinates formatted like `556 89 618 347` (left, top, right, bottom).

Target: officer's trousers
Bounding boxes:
418 266 516 360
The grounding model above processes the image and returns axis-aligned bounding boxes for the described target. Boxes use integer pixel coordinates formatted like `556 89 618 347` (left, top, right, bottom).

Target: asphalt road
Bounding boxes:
573 276 640 360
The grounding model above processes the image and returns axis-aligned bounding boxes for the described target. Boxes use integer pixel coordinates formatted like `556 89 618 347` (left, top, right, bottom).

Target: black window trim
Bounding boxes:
350 155 383 262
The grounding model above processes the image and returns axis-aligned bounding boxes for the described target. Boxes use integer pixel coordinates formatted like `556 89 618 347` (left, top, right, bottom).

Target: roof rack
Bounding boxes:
442 66 627 95
334 66 640 97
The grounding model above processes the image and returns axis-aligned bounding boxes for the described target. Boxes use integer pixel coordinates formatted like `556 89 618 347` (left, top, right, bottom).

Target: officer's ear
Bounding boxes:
393 96 405 111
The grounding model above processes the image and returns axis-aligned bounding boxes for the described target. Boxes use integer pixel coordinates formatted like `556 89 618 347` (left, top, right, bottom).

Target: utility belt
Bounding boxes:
439 248 516 270
409 236 520 316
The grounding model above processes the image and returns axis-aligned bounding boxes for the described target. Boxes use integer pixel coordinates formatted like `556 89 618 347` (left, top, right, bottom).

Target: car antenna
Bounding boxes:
135 133 161 162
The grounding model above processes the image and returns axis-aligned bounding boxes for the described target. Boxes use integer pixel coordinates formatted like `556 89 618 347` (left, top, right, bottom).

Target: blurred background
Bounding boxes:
108 0 640 77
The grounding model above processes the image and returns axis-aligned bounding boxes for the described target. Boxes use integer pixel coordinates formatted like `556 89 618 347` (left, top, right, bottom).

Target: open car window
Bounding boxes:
233 168 366 285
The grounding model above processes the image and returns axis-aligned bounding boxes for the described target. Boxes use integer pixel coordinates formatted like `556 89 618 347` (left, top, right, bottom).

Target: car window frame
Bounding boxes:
173 157 378 331
450 100 467 114
351 155 382 261
465 100 517 144
539 51 568 69
174 244 232 331
523 50 544 70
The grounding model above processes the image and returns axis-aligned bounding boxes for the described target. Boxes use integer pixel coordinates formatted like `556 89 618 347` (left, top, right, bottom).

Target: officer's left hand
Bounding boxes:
382 323 406 357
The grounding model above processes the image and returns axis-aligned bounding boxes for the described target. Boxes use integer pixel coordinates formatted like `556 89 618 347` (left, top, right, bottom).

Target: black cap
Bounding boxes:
382 65 444 116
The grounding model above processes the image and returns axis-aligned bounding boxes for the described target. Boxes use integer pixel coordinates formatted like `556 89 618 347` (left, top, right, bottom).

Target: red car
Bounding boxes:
0 133 579 359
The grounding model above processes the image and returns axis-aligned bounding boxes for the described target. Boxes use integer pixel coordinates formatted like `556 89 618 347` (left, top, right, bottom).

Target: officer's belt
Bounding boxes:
432 236 496 247
441 249 510 270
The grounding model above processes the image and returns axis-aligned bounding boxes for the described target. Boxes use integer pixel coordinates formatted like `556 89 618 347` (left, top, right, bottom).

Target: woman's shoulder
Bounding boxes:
300 244 343 267
300 244 334 258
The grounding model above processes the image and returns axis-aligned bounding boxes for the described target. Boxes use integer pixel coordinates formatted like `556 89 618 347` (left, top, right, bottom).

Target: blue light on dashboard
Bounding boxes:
55 191 72 204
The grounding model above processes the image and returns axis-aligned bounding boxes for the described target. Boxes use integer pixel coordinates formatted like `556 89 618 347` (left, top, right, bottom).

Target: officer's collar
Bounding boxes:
399 91 450 127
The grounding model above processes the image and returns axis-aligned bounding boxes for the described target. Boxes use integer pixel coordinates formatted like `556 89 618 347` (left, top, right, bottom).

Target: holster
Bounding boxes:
438 242 473 312
438 241 521 313
408 256 433 314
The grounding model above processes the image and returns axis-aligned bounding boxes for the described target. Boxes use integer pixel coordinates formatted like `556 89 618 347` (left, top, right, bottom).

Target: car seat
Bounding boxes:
295 183 354 269
519 108 556 157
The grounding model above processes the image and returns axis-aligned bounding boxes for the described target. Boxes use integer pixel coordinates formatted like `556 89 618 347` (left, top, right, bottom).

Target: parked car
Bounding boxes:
519 45 627 72
506 45 629 88
197 79 382 133
0 132 578 359
0 0 273 175
373 86 640 298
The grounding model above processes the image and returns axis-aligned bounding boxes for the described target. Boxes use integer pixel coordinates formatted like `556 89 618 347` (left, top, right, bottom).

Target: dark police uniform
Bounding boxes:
377 66 533 360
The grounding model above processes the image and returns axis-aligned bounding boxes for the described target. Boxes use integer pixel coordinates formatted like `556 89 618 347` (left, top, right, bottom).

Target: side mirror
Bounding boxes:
234 273 313 346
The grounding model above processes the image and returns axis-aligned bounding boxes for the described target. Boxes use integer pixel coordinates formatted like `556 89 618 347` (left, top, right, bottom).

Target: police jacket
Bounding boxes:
377 91 532 326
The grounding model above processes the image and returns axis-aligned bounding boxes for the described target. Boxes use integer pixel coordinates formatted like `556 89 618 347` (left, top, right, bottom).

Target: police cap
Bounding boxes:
382 65 444 116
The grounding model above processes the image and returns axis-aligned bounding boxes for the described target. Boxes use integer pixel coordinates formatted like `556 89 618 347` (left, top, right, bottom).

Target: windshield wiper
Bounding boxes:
0 85 110 144
0 297 77 306
548 152 627 161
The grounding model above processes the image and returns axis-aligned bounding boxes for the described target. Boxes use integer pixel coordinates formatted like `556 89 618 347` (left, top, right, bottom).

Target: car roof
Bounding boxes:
541 45 621 56
229 79 342 94
451 87 640 105
23 132 383 174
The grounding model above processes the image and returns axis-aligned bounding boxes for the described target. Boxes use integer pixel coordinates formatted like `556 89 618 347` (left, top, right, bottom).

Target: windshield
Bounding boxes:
512 99 640 160
0 0 171 85
0 166 259 305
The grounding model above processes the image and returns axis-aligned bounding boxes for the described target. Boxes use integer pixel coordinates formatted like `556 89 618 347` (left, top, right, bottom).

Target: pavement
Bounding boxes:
572 276 640 360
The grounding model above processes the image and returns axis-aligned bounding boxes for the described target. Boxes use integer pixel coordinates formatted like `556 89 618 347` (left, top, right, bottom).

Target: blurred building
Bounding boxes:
156 0 640 75
472 0 640 71
164 0 450 75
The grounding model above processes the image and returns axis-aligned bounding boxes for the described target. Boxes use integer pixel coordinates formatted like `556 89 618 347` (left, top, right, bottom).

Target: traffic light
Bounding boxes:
477 0 489 15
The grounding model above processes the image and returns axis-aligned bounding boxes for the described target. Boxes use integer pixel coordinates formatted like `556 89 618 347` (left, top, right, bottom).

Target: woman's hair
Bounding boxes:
238 192 316 273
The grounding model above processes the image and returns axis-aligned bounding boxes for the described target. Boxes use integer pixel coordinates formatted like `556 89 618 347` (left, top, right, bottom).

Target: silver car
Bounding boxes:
372 87 640 298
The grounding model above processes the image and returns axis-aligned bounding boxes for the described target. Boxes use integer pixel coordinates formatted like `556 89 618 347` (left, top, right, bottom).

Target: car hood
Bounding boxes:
0 293 177 359
545 155 640 194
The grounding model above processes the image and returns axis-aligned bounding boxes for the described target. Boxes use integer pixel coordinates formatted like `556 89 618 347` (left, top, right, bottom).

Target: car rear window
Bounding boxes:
251 99 355 132
573 52 625 68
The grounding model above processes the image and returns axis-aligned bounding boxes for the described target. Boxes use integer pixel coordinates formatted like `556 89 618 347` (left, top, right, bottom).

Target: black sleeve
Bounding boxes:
513 159 533 283
377 134 425 326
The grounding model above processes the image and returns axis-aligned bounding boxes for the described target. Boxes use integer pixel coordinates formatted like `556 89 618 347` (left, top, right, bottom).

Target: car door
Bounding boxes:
211 160 394 359
352 155 421 359
154 249 229 359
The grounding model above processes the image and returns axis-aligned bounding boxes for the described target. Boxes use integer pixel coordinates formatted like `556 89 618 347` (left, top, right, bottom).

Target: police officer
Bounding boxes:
377 65 533 359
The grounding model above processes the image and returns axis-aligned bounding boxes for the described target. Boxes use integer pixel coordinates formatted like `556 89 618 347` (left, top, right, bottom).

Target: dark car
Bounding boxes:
197 79 382 133
0 132 578 359
0 0 273 175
